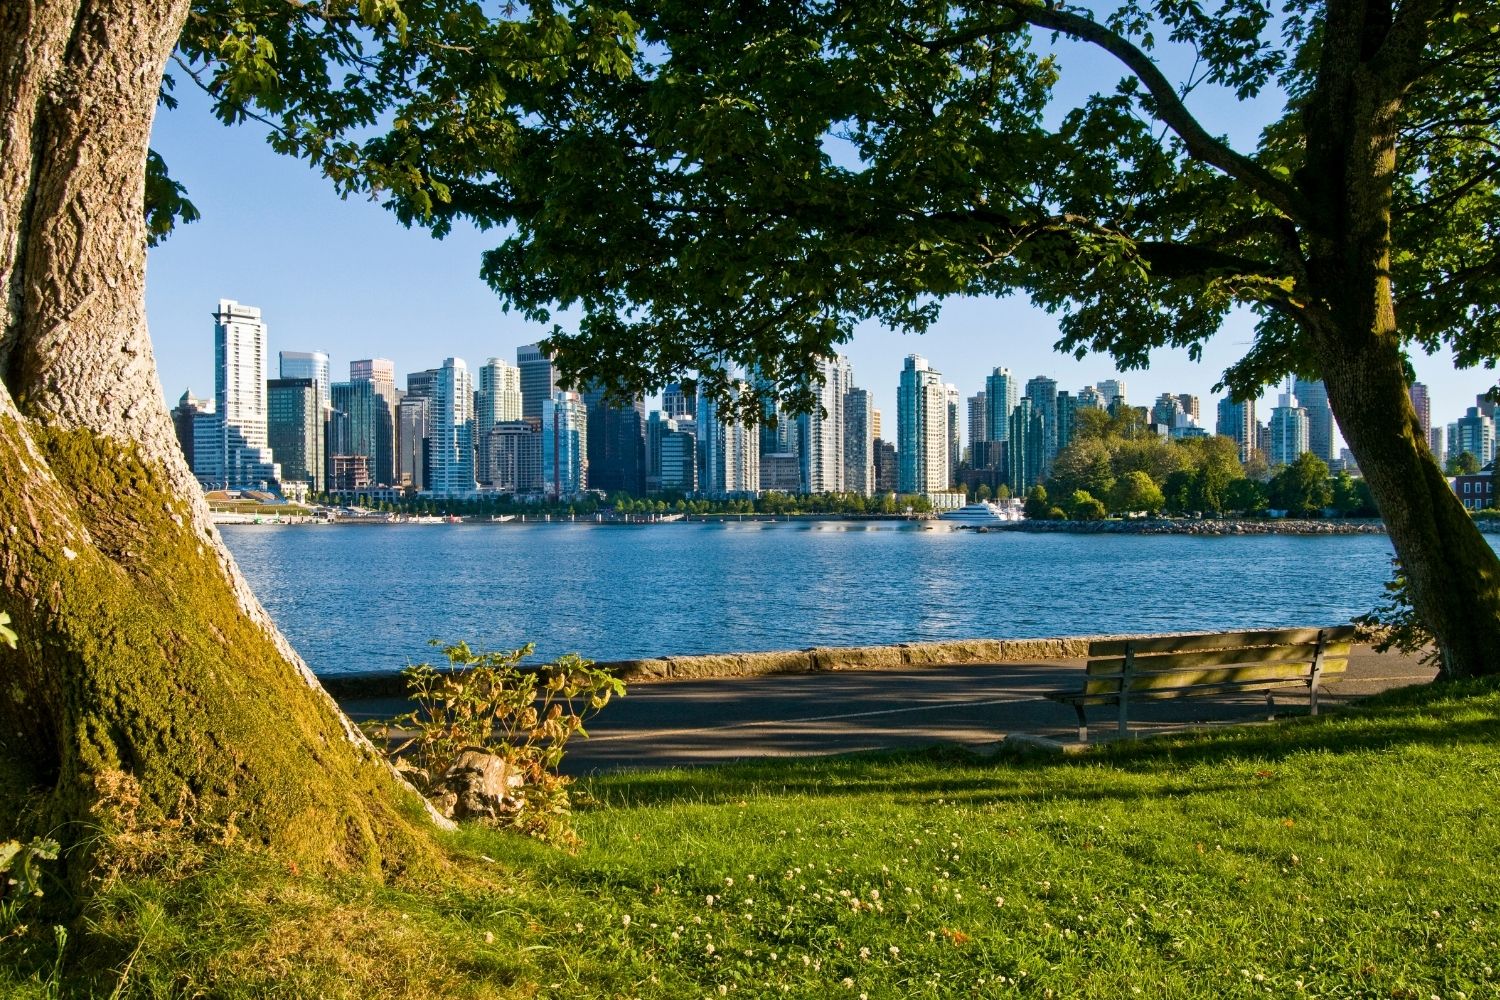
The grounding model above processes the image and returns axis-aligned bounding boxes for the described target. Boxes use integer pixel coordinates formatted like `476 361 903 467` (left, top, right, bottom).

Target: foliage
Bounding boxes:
1224 477 1267 514
366 641 625 844
1022 485 1050 520
0 612 15 650
1067 490 1107 521
0 837 58 909
1268 453 1333 517
1331 471 1378 517
1355 560 1441 670
8 679 1500 997
1447 452 1482 476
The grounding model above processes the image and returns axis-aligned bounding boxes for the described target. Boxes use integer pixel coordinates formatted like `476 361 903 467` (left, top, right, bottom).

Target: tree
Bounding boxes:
1225 477 1268 515
0 0 642 880
1110 470 1165 516
1023 485 1051 520
1068 490 1108 521
975 483 992 501
409 2 1498 678
1162 469 1198 516
1269 454 1335 517
1447 452 1481 476
1048 437 1116 504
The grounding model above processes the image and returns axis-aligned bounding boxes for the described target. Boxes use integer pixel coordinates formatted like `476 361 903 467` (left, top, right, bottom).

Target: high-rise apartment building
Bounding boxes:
426 358 476 496
475 358 524 484
1151 393 1183 430
1454 406 1496 466
871 409 882 441
518 343 559 421
945 383 962 481
844 387 874 496
967 391 987 465
698 388 758 495
1430 425 1446 462
1008 397 1045 490
873 438 898 493
662 382 694 420
542 390 588 498
201 299 280 490
267 378 323 488
984 368 1019 445
406 367 440 402
1024 376 1059 479
1055 391 1077 454
170 391 211 470
1176 394 1201 421
583 385 646 495
350 358 395 387
1293 376 1336 462
1408 383 1431 435
794 356 852 494
1268 390 1310 467
659 420 698 492
897 355 949 494
1096 378 1127 409
485 421 542 493
1216 396 1257 463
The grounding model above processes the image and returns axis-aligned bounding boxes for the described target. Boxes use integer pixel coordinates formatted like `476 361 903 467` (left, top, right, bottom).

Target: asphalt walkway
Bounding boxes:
336 644 1435 775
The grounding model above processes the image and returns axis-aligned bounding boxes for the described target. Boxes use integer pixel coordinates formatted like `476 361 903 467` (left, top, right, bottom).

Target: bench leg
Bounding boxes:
1074 704 1088 743
1266 690 1275 721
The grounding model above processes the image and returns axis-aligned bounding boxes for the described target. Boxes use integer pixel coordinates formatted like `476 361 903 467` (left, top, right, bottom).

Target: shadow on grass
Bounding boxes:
579 677 1500 809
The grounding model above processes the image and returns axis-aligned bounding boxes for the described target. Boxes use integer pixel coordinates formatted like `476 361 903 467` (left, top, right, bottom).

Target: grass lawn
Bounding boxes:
4 678 1498 998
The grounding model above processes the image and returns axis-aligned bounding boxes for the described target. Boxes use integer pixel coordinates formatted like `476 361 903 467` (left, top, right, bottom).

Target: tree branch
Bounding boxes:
1001 3 1309 224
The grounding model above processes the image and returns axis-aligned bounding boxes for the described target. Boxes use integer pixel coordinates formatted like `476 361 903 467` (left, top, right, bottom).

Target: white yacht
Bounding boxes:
938 499 1025 526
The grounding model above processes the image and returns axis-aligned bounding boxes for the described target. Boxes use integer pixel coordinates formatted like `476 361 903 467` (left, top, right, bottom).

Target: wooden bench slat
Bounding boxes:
1087 625 1356 657
1057 677 1332 706
1087 641 1352 675
1082 659 1348 696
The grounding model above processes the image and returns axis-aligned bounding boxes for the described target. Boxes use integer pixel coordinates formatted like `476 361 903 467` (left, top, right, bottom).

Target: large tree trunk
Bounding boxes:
0 0 436 880
1301 0 1500 679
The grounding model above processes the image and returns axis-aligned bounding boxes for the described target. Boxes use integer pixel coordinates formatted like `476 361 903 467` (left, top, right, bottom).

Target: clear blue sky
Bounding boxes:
144 32 1487 450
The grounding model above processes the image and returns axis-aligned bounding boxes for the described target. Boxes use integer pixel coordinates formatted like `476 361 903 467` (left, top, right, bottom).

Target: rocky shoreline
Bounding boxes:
990 517 1390 536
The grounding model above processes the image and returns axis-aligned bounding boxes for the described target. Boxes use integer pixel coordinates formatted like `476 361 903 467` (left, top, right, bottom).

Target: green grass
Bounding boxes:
5 679 1499 998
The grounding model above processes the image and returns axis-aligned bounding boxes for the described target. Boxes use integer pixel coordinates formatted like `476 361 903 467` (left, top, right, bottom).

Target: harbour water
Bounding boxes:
221 521 1429 676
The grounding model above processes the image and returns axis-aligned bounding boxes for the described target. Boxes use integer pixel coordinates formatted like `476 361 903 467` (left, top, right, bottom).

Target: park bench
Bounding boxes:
1047 626 1357 742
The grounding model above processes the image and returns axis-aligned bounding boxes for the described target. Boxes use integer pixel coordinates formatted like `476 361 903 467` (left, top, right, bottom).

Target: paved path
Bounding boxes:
336 645 1435 775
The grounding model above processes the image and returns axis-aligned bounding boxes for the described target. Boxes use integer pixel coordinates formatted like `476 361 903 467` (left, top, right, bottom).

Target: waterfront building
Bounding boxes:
331 378 399 485
1293 377 1336 462
1409 383 1431 435
1024 376 1059 478
190 406 221 485
897 355 949 494
759 452 801 492
645 410 669 492
698 386 759 495
967 391 987 465
542 390 588 498
984 368 1019 445
330 453 372 492
486 420 543 493
518 343 559 421
844 387 874 496
797 355 853 494
202 299 280 490
662 381 694 420
583 385 646 495
1216 396 1257 463
1268 389 1310 467
873 438 898 493
659 420 697 492
1453 406 1496 466
267 378 323 488
396 396 429 489
1453 465 1495 510
170 390 211 469
350 358 395 387
475 358 523 484
1096 378 1126 408
426 358 476 496
1007 396 1046 490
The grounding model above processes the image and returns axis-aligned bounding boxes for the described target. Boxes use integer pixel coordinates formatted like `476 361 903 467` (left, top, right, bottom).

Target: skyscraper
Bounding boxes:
426 358 476 496
662 382 694 419
330 378 399 486
350 358 395 387
967 391 987 465
267 378 323 488
844 387 874 496
203 299 280 490
1268 389 1310 467
486 421 542 493
1151 392 1184 430
476 358 523 484
582 385 646 495
897 355 948 494
984 368 1019 445
1096 378 1127 408
698 386 758 494
170 390 211 470
1216 396 1257 462
543 390 588 498
1408 383 1431 435
1024 375 1059 478
799 355 852 494
1176 394 1201 421
1293 376 1336 462
518 343 559 421
1454 406 1496 466
396 396 430 489
945 383 962 482
1007 397 1045 490
1055 391 1077 454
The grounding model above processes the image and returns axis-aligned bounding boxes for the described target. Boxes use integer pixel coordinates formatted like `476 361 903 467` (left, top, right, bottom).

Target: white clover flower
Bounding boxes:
841 977 855 989
621 914 631 927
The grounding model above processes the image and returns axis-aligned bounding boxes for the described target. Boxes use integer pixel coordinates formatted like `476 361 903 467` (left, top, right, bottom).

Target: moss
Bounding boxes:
0 419 441 887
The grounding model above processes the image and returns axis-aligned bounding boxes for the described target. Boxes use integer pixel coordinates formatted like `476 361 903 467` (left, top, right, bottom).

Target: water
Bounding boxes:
221 521 1415 676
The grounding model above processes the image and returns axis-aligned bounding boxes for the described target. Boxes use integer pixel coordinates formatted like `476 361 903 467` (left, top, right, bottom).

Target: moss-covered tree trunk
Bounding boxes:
1300 0 1500 680
0 0 436 878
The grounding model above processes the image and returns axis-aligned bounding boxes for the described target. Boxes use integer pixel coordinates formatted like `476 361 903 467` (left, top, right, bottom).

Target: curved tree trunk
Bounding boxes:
1299 0 1500 680
0 0 437 880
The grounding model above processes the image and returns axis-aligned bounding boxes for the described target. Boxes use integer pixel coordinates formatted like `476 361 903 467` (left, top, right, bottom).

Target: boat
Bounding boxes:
938 500 1025 526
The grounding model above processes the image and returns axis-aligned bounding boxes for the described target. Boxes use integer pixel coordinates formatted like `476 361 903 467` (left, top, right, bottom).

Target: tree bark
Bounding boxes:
1300 0 1500 679
0 0 436 879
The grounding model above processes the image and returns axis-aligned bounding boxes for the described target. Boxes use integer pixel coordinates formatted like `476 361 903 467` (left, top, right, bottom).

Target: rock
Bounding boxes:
431 750 525 821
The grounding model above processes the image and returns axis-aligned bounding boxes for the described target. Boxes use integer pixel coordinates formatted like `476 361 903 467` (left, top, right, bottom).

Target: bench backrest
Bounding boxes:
1083 626 1357 697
